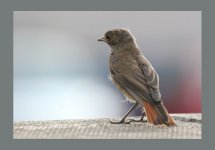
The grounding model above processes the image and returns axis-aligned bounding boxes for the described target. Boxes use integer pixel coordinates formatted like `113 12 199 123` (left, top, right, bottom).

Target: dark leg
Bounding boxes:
139 112 146 122
129 112 146 123
110 102 138 124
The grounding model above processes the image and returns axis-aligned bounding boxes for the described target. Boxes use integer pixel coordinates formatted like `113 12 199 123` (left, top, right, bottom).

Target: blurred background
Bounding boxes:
14 11 201 121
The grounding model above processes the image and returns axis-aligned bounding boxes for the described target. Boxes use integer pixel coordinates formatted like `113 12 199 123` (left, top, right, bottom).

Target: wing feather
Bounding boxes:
140 64 161 102
110 53 161 104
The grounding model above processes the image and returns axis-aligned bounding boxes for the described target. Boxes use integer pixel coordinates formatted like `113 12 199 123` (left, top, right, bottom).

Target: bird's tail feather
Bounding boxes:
143 101 176 126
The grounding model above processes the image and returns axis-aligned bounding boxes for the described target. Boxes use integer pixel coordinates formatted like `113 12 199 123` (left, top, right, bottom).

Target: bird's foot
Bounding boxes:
110 119 130 124
128 113 146 123
128 118 147 123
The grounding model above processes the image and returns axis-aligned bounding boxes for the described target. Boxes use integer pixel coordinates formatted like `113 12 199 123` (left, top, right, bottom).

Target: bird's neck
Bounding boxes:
111 41 139 54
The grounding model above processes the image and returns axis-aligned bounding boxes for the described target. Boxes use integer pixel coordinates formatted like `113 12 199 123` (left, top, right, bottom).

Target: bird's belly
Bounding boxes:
111 76 136 102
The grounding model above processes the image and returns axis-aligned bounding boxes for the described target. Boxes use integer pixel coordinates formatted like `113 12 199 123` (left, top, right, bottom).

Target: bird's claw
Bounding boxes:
109 120 130 124
128 118 147 123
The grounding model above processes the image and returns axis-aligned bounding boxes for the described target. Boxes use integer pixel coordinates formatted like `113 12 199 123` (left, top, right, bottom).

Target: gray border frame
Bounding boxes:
0 0 213 149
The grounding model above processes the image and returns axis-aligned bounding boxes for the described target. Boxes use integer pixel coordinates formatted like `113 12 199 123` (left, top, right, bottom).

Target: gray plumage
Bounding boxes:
100 28 161 105
98 28 176 126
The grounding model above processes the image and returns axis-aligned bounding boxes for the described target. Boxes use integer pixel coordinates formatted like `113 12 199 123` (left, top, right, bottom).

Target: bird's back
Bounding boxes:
109 50 152 104
109 50 141 74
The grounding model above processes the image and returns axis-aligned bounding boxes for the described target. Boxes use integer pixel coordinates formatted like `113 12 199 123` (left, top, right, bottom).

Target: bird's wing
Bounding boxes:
138 63 161 102
112 64 161 105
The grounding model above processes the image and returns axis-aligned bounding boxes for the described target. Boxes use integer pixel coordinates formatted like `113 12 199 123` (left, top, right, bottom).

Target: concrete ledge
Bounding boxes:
13 113 201 139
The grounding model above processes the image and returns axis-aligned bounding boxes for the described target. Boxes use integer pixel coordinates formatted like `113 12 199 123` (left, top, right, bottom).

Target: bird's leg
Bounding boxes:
110 102 138 124
129 112 146 123
139 112 145 122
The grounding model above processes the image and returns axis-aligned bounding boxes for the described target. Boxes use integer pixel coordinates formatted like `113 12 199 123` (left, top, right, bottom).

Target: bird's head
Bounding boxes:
97 28 137 50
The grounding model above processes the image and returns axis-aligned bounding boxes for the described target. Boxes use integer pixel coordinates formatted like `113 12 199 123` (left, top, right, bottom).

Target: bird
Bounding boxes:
97 28 176 126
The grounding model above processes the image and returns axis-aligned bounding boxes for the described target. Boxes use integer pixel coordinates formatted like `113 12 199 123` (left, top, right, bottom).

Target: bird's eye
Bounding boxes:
106 35 111 40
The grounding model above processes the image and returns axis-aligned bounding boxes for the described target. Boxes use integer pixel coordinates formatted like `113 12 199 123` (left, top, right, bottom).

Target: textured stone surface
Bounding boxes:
13 113 201 139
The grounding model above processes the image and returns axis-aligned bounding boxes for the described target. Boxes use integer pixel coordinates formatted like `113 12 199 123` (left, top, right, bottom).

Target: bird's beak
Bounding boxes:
97 37 106 42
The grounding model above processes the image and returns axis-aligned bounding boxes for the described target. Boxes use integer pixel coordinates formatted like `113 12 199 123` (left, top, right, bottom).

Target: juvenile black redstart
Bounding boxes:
98 28 176 126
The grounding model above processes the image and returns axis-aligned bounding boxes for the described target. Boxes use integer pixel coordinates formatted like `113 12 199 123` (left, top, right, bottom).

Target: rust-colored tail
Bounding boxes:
143 101 176 126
